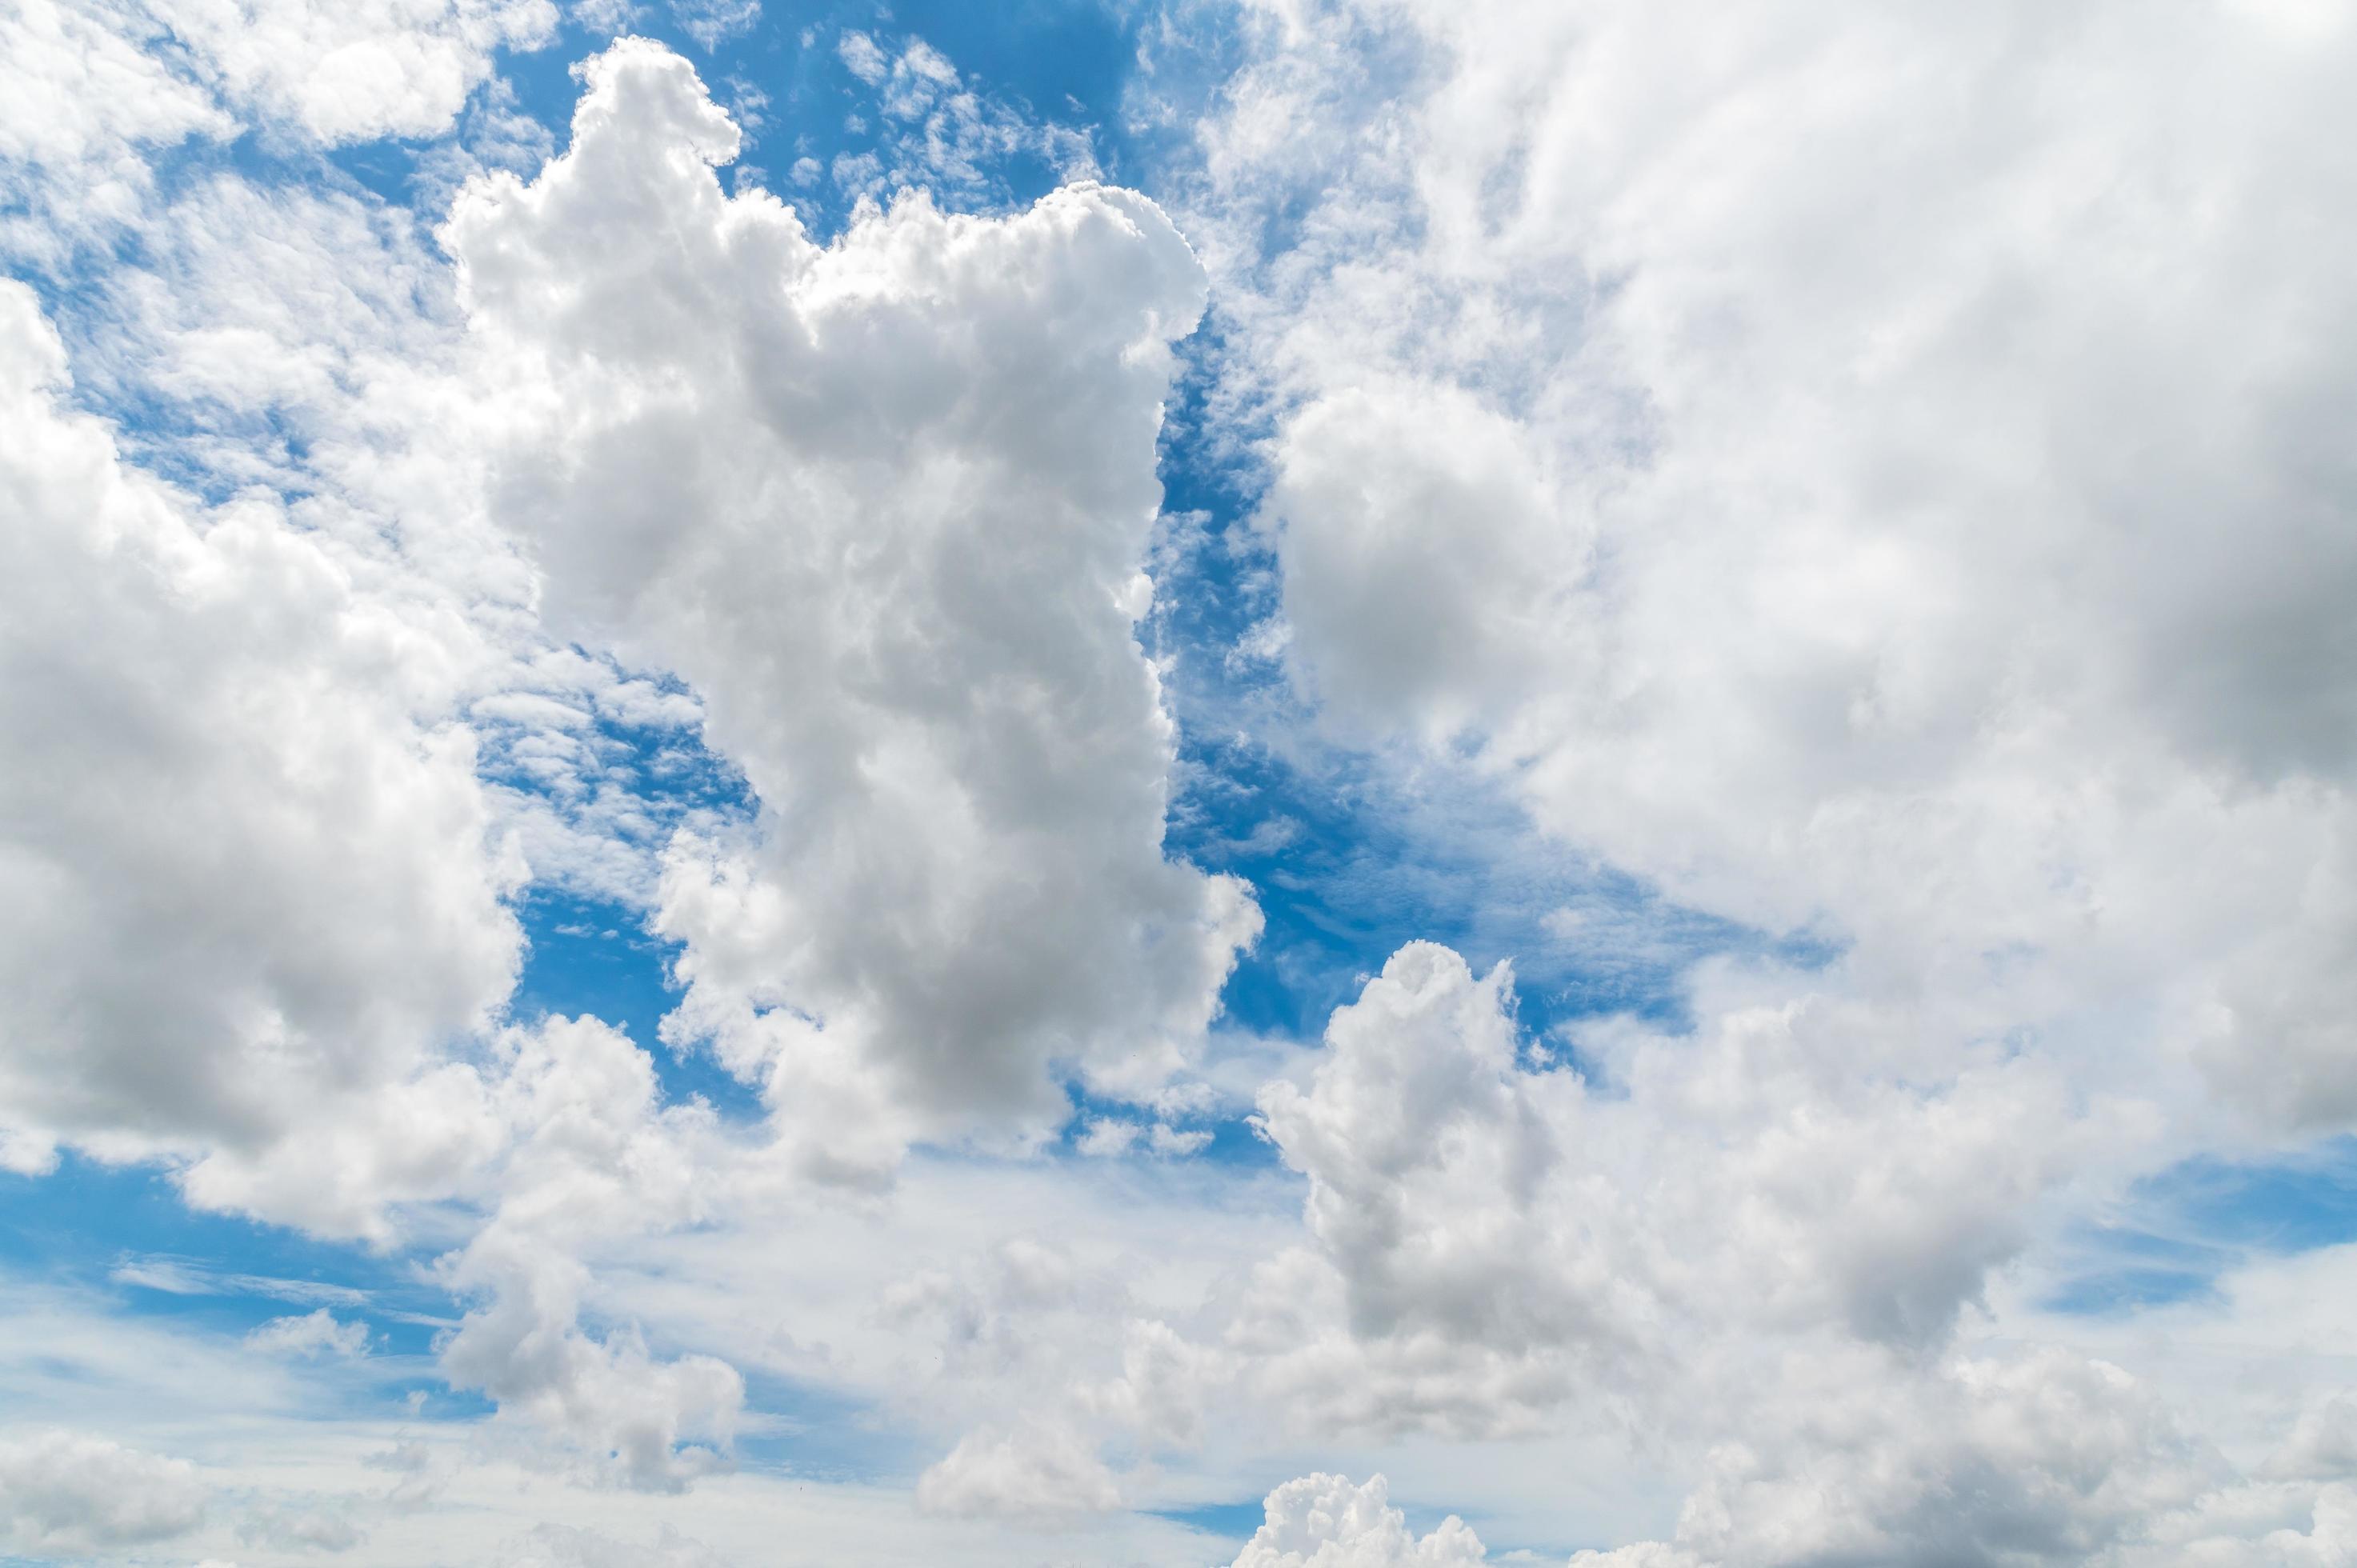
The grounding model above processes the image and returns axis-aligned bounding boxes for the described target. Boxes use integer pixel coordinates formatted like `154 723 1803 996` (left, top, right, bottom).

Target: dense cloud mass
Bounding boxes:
1212 0 2357 1136
2 1 2356 1564
1171 0 2357 1554
0 1430 208 1554
447 40 1258 1174
0 280 522 1211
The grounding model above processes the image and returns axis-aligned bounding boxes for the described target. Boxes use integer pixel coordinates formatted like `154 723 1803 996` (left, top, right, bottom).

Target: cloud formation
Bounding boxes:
4 2 2357 1562
1229 1473 1487 1568
0 280 522 1209
447 40 1258 1175
0 1430 207 1555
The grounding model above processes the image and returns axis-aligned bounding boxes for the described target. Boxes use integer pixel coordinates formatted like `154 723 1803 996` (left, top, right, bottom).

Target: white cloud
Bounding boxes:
110 1258 370 1308
503 1522 731 1567
14 4 2357 1560
1570 1350 2226 1567
432 1015 745 1490
0 1430 208 1554
0 0 556 266
1150 1122 1214 1157
444 39 1259 1178
669 0 758 52
914 1419 1123 1520
1197 0 2357 1138
1229 1473 1488 1568
1164 1 2357 1550
1243 946 2094 1422
0 279 522 1222
838 28 888 84
1077 1118 1146 1156
246 1310 372 1359
146 0 558 144
0 0 230 262
240 1498 367 1552
821 29 1102 206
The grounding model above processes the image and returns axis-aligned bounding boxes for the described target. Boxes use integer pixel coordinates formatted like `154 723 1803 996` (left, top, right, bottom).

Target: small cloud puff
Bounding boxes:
246 1308 370 1359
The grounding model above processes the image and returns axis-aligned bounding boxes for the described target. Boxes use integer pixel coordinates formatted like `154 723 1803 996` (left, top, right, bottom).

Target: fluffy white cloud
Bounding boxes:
443 40 1259 1177
0 1430 208 1554
0 0 230 260
434 1015 744 1490
1209 948 2357 1566
15 2 2357 1558
1164 1 2357 1550
0 0 558 266
1240 945 2094 1429
1571 1350 2225 1567
0 280 522 1208
0 24 1271 1508
1228 1473 1487 1568
142 0 557 144
1199 0 2357 1132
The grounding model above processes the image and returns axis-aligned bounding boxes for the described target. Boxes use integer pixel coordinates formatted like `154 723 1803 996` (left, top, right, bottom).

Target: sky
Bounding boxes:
3 0 2357 1563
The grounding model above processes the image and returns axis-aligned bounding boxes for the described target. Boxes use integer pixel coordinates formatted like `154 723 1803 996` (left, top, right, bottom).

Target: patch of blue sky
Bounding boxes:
2043 1136 2357 1316
482 682 771 1114
1150 1498 1263 1543
1054 1078 1287 1171
0 1154 467 1394
732 1366 926 1484
512 885 766 1119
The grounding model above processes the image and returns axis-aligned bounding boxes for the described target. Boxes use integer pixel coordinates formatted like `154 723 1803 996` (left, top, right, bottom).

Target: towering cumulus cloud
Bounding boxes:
445 41 1259 1178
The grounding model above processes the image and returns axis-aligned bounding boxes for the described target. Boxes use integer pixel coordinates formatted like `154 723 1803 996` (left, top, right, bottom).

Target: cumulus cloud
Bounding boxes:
0 1430 207 1554
0 22 1273 1506
1160 0 2357 1550
1239 945 2093 1430
1189 947 2357 1565
444 40 1259 1177
1228 1473 1487 1568
1570 1350 2224 1567
0 280 522 1214
1198 0 2357 1138
433 1015 743 1490
13 2 2357 1561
